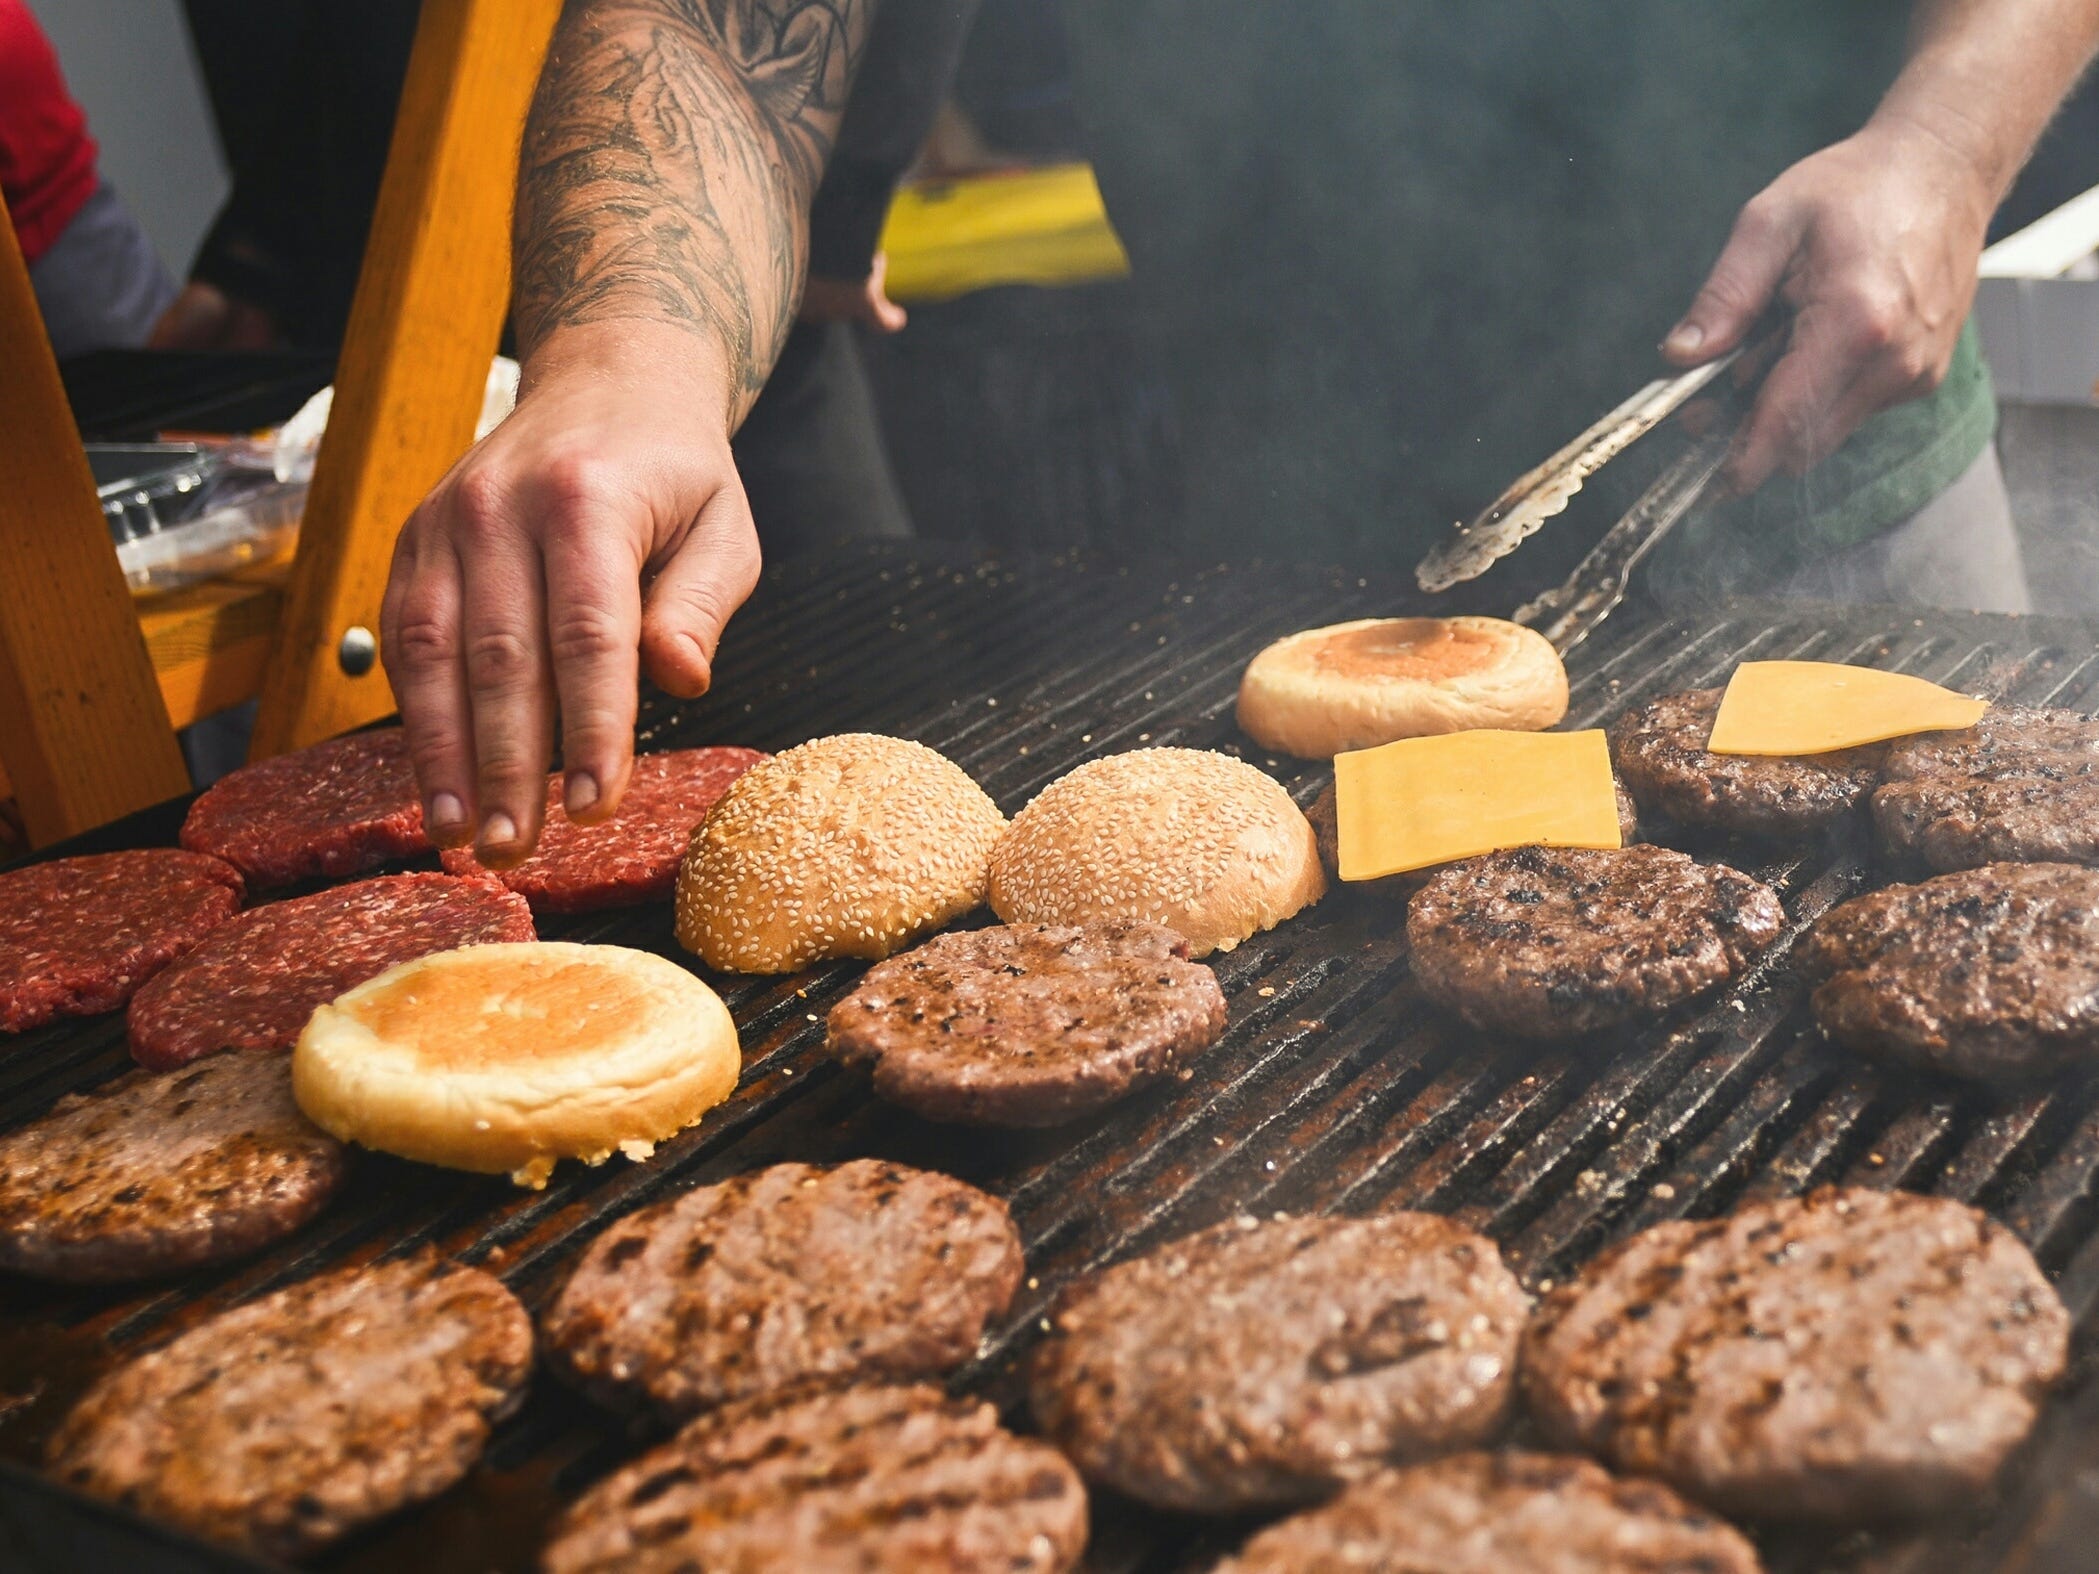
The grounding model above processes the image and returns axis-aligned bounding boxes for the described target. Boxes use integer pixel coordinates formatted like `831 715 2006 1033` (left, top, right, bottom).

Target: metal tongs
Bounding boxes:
1415 349 1749 653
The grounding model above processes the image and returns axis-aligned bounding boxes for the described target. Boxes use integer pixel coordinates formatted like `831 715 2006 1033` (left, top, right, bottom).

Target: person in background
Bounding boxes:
151 0 423 353
0 0 176 357
157 0 925 558
383 0 2099 867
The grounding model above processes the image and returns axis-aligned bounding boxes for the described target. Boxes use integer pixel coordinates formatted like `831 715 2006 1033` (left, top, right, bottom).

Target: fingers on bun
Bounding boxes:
1237 616 1568 759
675 733 1007 974
293 941 740 1189
988 747 1324 957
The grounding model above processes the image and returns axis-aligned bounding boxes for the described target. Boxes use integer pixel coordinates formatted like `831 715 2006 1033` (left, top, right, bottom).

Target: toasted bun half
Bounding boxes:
675 734 1007 974
989 748 1324 957
293 942 739 1188
1237 617 1568 758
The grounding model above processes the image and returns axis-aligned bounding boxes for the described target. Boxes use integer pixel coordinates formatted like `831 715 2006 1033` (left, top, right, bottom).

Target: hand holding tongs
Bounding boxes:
1414 348 1752 653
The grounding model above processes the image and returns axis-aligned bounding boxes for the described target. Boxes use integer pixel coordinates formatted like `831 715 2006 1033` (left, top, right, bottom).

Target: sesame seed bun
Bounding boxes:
292 942 739 1189
1236 617 1568 759
675 734 1007 974
988 748 1325 957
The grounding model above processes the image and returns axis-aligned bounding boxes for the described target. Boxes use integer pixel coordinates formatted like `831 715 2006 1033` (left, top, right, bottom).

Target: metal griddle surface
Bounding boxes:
4 544 2099 1574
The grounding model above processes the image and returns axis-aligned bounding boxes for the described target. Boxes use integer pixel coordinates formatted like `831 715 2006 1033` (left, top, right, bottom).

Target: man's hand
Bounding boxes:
381 332 761 867
799 253 908 331
1662 118 1993 498
381 0 877 864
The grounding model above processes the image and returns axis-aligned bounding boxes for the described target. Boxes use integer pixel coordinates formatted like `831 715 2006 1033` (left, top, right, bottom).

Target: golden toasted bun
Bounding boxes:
1236 616 1568 758
988 747 1325 957
293 942 739 1188
675 733 1007 974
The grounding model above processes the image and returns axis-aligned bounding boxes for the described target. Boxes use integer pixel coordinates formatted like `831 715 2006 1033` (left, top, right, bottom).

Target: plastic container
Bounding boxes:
87 442 304 597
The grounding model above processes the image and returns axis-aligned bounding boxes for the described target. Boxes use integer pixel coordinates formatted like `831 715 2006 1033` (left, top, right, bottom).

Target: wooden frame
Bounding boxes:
0 0 561 851
249 0 563 758
0 196 190 845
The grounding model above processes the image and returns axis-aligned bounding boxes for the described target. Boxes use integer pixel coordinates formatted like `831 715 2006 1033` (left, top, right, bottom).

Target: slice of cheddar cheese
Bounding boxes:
1333 729 1622 882
1706 661 1987 756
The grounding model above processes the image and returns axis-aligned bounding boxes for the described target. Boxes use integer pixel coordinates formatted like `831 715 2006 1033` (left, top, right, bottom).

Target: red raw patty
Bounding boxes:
181 728 429 886
442 747 767 913
127 873 534 1069
0 851 244 1032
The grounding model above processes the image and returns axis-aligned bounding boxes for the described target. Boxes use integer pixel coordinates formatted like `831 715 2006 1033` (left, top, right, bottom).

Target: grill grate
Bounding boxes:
2 543 2097 1574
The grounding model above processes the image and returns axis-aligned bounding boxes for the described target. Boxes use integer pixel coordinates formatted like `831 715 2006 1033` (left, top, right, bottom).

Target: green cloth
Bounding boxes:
1059 1 1996 596
1648 319 1997 598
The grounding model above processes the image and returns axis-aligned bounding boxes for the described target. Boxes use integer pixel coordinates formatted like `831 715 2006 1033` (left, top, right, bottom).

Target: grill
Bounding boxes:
4 543 2098 1574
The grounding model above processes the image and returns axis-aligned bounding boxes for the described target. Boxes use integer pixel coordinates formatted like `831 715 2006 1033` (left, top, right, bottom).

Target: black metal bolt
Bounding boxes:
338 625 378 677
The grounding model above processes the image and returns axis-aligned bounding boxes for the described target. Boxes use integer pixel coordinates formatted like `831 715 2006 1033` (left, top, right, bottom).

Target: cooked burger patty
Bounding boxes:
1522 1186 2068 1522
1874 705 2099 871
1800 862 2099 1083
1307 778 1639 897
1213 1451 1764 1574
539 1383 1087 1574
1406 845 1784 1039
0 850 243 1033
1611 687 1886 837
1027 1211 1528 1513
180 726 429 886
0 1052 347 1284
825 922 1228 1126
440 746 767 912
542 1159 1022 1421
127 872 536 1069
47 1256 531 1560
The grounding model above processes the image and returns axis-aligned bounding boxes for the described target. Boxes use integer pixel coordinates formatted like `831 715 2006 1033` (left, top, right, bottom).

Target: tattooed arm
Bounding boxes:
383 1 879 866
514 0 872 413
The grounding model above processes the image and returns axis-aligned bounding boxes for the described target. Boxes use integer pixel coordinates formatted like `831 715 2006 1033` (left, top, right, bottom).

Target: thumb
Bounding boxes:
640 480 762 700
1664 198 1802 365
866 254 908 333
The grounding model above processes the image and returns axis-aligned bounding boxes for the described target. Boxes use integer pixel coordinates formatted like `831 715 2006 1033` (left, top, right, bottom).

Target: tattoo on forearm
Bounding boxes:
513 1 873 409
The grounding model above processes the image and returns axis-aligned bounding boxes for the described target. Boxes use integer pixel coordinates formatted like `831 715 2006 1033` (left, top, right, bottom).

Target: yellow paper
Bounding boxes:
879 164 1131 303
1707 661 1986 756
1333 729 1622 882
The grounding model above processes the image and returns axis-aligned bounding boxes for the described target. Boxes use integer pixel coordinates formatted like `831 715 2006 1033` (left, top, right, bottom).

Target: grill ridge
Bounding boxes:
2 544 2096 1574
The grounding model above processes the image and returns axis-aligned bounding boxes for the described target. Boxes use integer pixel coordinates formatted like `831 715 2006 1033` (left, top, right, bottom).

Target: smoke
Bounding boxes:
1055 0 1912 603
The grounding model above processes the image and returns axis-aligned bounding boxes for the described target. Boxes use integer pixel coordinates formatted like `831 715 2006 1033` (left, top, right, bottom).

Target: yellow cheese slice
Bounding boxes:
1707 661 1987 756
1333 729 1622 882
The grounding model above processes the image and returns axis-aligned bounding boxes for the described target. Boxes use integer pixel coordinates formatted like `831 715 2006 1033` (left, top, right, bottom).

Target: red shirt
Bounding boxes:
0 0 98 263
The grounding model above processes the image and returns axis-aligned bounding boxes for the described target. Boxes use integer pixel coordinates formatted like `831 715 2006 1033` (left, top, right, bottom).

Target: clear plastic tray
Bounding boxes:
88 443 305 597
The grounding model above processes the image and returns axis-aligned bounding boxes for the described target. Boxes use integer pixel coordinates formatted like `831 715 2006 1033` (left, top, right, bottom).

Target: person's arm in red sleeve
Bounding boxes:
0 0 100 264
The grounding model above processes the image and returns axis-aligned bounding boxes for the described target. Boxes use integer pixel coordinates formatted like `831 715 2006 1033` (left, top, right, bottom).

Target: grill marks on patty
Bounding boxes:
46 1257 532 1560
541 1159 1023 1421
0 1052 346 1284
1213 1451 1765 1574
825 922 1228 1126
1027 1211 1528 1513
1802 862 2099 1082
539 1383 1086 1574
1874 705 2099 871
1521 1186 2068 1522
1406 845 1785 1039
1611 688 1887 838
